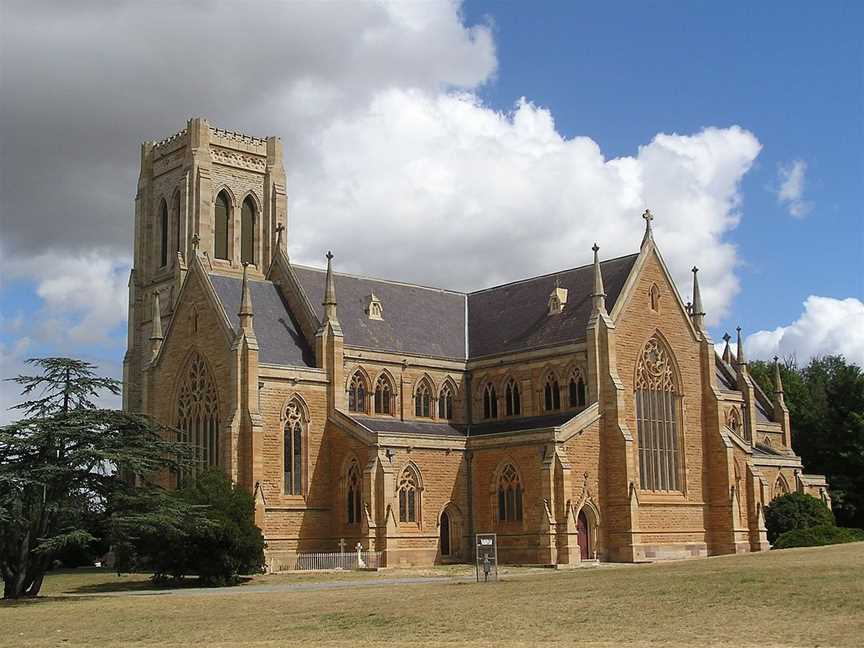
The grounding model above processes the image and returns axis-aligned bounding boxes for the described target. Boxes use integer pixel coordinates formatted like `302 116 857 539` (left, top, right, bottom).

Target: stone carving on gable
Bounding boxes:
725 407 743 438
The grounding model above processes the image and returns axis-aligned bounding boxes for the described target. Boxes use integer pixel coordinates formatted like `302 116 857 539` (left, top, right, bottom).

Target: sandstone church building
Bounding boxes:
124 118 830 569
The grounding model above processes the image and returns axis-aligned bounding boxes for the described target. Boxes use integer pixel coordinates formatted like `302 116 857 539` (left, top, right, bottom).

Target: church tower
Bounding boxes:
123 118 288 411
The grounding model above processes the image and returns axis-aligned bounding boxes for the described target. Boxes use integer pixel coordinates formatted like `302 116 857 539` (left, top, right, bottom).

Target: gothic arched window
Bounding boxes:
374 375 392 415
635 336 682 492
176 352 220 474
544 373 561 411
398 465 420 523
348 371 368 414
346 459 362 525
568 369 586 408
283 400 304 495
214 191 230 260
483 383 497 419
173 191 182 254
159 199 169 267
774 475 790 499
414 379 432 418
438 383 454 419
505 379 521 417
241 196 256 266
497 464 523 522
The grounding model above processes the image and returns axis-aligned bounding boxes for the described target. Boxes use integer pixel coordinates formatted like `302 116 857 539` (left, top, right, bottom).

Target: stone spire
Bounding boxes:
722 332 733 365
641 209 654 247
238 262 254 333
773 356 785 398
323 251 339 323
736 326 747 366
149 290 163 360
591 243 606 313
691 266 706 331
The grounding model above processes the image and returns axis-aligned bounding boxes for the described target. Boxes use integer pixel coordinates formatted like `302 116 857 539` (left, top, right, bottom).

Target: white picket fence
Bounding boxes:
294 550 382 571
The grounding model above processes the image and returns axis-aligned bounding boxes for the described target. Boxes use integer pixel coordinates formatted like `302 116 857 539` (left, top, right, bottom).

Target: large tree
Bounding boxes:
0 357 188 599
750 355 864 528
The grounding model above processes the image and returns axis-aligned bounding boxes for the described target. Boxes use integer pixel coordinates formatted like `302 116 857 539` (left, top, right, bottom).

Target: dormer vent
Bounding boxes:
367 291 383 320
548 277 568 315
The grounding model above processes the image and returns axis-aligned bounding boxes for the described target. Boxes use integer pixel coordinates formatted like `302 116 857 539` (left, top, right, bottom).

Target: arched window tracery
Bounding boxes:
483 383 497 419
497 464 523 522
635 336 682 492
568 369 586 408
283 399 304 495
241 196 256 266
438 383 454 419
374 374 392 415
544 372 561 411
214 191 230 260
398 466 420 523
414 379 432 418
348 371 368 414
505 379 521 417
176 352 220 476
346 459 362 525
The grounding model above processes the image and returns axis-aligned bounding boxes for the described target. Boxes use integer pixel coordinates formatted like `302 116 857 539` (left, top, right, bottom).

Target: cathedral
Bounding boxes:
124 118 830 569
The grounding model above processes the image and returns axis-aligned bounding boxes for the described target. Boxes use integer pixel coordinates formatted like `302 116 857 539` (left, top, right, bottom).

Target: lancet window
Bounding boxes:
635 336 682 492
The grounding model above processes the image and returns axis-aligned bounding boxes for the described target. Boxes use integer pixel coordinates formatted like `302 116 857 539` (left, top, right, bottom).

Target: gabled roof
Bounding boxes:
293 265 467 360
292 253 638 361
209 273 315 367
467 254 639 357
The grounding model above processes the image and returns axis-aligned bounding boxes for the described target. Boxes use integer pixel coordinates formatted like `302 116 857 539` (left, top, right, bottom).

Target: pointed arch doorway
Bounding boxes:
577 510 590 560
440 510 451 557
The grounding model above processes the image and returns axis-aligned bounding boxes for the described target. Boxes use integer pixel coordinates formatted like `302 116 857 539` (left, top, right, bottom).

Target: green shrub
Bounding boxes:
112 470 265 586
764 492 835 543
773 525 864 549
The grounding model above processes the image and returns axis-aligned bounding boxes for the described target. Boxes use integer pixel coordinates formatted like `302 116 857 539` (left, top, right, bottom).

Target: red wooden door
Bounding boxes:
577 511 590 559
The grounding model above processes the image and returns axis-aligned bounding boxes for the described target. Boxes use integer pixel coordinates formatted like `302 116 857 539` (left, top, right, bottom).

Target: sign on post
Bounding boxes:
475 533 498 582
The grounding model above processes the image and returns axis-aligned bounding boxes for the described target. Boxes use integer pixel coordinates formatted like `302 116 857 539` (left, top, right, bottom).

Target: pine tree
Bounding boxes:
0 357 189 599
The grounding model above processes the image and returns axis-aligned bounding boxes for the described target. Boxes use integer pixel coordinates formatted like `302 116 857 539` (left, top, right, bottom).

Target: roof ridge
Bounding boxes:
291 263 467 296
468 252 640 296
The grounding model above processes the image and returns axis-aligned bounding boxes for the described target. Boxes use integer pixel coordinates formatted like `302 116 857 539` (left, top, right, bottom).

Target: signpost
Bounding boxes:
475 533 498 582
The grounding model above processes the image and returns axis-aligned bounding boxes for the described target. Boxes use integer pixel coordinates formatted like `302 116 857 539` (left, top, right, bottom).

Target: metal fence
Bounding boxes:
294 551 382 571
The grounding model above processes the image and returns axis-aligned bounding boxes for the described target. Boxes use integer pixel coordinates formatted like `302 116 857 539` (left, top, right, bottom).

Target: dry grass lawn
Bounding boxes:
3 543 863 647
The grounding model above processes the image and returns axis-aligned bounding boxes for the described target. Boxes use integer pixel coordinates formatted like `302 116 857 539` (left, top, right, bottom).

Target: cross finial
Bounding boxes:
191 232 200 250
326 250 333 261
692 266 699 274
723 332 731 344
641 209 654 247
773 355 779 363
592 242 599 254
276 222 285 245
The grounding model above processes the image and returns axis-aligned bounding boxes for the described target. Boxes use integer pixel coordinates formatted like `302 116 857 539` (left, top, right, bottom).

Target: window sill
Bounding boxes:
637 491 690 505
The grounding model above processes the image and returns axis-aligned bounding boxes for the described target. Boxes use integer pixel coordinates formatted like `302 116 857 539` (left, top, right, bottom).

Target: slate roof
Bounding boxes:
209 274 315 367
293 254 638 360
293 265 467 360
467 254 639 357
347 411 578 438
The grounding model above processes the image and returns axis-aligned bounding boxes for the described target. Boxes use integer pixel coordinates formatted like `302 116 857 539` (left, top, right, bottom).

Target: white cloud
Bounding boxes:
777 159 812 218
746 296 864 367
3 252 130 347
289 91 760 324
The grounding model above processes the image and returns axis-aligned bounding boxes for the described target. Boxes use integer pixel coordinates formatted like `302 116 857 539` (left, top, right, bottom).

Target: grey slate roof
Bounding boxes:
348 411 578 438
352 415 466 437
466 254 639 357
209 274 315 367
293 265 467 360
293 254 638 360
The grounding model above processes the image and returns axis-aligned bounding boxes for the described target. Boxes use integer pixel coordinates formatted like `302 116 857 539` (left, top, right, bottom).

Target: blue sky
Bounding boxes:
0 1 862 419
463 0 863 339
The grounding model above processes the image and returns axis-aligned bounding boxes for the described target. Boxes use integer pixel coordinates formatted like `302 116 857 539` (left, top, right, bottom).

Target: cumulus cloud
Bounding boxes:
290 91 760 322
776 159 812 218
746 296 864 367
3 252 130 346
2 0 762 350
